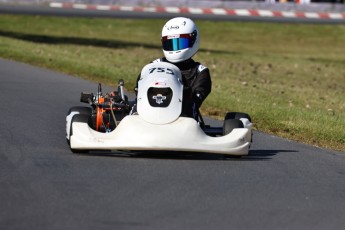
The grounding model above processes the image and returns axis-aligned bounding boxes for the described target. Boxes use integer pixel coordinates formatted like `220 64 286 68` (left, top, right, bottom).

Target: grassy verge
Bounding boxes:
0 15 344 151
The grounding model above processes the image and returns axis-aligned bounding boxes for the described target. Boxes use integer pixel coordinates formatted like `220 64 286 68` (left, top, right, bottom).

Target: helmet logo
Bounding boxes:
168 25 179 30
152 94 166 104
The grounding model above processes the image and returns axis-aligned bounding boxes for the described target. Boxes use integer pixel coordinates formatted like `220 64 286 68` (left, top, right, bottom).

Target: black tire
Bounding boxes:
66 107 92 141
67 106 91 116
223 119 244 135
70 148 89 154
224 112 252 122
68 114 89 154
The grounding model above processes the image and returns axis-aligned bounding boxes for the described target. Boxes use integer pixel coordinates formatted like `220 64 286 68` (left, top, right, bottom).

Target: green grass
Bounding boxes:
0 15 344 152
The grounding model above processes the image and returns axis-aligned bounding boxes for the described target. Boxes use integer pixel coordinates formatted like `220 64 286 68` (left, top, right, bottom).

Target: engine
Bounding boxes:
80 81 130 133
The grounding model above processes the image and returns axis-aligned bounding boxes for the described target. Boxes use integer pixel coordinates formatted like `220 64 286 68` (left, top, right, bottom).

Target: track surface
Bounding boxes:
1 58 345 230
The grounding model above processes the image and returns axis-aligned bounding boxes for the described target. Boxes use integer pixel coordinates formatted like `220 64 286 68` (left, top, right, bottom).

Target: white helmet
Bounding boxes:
161 17 200 63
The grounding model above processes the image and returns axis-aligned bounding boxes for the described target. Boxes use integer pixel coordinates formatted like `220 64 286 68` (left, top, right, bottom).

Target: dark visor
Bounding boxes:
162 32 196 51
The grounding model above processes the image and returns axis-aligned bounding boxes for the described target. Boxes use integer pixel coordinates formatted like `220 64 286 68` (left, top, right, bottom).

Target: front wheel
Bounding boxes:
223 119 244 135
224 112 253 143
225 112 252 122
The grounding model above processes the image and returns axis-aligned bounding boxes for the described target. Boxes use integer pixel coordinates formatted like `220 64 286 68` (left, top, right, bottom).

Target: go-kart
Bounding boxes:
66 62 252 156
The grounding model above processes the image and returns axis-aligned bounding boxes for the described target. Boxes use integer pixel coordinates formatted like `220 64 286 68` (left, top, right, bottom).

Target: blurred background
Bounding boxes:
1 0 344 13
0 0 344 6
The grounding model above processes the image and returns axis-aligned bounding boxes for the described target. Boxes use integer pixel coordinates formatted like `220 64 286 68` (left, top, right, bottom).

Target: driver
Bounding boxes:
135 17 212 118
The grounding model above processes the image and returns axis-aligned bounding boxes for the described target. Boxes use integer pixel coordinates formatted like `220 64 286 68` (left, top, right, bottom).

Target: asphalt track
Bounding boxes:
1 58 345 230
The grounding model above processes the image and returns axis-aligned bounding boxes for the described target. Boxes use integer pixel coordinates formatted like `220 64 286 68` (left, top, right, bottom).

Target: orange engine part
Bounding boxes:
95 97 105 131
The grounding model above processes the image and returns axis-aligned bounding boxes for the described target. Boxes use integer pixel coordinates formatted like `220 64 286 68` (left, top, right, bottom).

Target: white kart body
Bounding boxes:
68 62 252 156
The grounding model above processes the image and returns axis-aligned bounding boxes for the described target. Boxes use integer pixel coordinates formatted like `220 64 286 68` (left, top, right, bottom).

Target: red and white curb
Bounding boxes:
49 2 345 20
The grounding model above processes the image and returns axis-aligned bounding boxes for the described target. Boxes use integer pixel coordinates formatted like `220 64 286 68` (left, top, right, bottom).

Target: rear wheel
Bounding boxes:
68 114 89 154
70 148 89 154
67 106 92 116
66 106 92 139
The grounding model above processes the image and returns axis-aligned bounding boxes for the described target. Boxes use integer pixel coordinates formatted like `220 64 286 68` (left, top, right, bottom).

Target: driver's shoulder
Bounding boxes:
151 57 167 63
193 61 208 73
